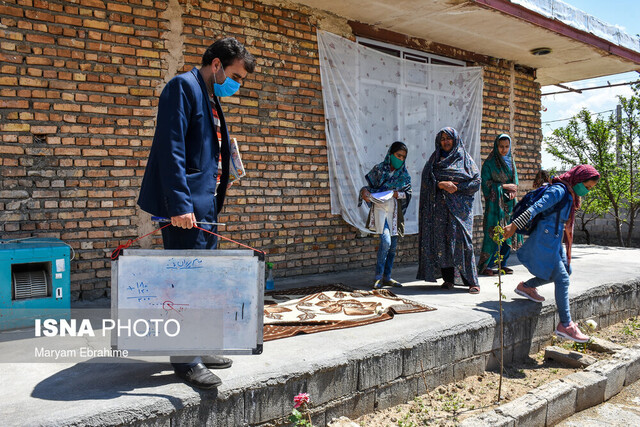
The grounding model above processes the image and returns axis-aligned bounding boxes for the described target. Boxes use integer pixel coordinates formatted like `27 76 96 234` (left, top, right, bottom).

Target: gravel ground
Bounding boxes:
337 317 640 427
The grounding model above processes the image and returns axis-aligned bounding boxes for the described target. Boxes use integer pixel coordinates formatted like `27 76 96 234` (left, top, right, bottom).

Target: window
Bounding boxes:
317 30 484 233
352 38 467 184
357 38 465 67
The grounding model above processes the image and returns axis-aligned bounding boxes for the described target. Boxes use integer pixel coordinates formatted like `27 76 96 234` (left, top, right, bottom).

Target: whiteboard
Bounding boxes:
111 249 264 355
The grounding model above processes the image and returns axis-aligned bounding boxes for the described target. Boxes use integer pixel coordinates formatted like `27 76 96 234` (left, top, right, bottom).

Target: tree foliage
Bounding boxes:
545 83 640 246
616 84 640 245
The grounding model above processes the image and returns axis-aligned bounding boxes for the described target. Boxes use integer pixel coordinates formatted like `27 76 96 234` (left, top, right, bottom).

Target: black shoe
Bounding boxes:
174 363 221 389
383 278 403 288
202 355 233 369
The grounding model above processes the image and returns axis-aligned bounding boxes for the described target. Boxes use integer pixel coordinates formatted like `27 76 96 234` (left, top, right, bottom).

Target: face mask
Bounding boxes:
390 154 404 170
573 182 590 197
213 66 240 97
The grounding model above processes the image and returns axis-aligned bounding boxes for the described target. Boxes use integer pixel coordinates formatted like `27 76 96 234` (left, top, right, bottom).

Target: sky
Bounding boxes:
540 0 640 169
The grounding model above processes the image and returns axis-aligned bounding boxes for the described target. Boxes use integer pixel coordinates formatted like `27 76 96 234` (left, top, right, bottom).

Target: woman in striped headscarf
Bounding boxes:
504 164 600 343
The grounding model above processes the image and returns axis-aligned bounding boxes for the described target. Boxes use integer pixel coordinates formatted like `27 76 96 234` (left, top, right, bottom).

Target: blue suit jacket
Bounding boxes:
517 184 573 280
138 67 231 220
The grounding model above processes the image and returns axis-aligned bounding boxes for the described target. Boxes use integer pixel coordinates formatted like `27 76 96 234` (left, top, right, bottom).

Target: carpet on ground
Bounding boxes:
263 284 435 341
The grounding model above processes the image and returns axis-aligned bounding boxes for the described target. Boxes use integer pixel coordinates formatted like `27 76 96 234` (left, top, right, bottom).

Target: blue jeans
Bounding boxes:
489 243 511 269
375 221 398 280
523 252 571 326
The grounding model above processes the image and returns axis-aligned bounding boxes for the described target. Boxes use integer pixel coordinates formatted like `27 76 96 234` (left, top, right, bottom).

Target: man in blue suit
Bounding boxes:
138 37 256 389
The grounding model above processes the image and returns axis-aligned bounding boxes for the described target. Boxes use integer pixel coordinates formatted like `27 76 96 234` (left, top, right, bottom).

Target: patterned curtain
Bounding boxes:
318 30 484 234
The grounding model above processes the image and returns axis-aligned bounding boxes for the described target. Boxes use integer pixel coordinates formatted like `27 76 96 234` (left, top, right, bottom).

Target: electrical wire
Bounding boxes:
542 109 616 125
542 80 639 96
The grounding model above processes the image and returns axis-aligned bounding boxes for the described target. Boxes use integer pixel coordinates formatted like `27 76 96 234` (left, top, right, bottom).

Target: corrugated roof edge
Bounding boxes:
513 0 640 53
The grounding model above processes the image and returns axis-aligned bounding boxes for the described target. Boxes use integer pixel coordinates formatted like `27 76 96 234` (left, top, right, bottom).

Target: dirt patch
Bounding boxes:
349 317 640 427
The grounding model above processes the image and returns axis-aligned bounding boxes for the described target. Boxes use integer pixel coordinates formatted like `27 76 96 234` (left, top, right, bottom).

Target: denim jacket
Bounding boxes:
517 184 573 280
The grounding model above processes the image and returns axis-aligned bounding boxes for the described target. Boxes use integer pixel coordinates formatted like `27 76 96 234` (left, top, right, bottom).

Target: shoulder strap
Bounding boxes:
551 182 570 235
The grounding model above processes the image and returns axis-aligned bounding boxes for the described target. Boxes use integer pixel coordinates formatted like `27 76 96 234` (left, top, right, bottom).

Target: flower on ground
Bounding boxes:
585 319 598 331
290 392 313 426
293 393 310 408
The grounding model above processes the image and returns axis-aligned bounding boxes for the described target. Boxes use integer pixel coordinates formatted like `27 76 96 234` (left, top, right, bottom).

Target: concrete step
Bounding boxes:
0 245 638 426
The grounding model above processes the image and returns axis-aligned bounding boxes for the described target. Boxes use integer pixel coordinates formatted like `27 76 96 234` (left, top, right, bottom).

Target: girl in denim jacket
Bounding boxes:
503 165 600 342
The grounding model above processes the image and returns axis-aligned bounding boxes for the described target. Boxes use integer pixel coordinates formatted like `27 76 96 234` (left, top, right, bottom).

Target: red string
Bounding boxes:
110 223 265 260
111 223 172 260
193 225 265 255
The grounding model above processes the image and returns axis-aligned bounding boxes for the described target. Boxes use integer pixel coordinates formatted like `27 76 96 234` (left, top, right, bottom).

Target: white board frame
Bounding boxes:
111 249 264 356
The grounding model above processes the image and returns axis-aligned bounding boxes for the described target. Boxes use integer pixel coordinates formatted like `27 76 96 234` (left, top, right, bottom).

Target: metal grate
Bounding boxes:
13 270 48 299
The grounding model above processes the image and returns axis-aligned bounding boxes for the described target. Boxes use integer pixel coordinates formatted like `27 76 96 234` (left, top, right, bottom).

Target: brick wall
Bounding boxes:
0 0 541 298
474 61 542 247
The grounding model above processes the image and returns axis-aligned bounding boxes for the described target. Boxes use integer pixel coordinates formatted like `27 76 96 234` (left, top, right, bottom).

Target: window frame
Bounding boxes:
355 37 466 67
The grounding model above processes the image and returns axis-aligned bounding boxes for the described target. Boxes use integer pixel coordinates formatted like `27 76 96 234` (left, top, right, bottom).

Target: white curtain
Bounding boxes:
318 30 484 235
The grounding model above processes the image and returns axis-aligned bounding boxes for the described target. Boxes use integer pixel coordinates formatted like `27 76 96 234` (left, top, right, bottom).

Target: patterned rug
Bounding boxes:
263 284 435 341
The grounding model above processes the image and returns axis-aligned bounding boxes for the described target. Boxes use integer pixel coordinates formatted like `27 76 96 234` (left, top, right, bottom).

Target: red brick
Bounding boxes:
0 5 24 17
0 99 29 109
80 0 106 9
107 2 132 13
0 0 543 294
24 9 55 22
54 15 82 26
31 125 57 134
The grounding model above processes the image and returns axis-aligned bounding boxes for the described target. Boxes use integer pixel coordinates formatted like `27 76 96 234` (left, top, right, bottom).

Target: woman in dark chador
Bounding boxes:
416 127 481 294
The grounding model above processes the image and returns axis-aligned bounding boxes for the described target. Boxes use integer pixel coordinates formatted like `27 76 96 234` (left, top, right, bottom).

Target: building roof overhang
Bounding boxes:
296 0 640 85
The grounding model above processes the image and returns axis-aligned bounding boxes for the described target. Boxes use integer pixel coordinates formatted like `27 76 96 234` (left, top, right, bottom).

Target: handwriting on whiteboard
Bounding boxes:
165 258 203 270
126 281 157 302
163 300 189 318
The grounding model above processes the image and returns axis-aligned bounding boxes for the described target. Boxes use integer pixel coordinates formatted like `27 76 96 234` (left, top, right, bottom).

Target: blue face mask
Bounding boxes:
213 66 240 97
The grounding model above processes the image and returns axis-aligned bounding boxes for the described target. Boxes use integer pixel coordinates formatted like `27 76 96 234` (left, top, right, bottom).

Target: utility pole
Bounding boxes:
616 104 622 165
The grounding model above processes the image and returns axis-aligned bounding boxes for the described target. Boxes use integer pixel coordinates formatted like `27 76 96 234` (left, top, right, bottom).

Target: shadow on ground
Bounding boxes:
31 359 218 404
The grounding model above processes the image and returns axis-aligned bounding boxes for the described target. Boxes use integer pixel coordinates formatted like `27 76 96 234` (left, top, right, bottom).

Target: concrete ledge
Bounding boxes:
563 371 607 412
495 393 547 426
323 390 376 422
375 377 418 409
613 347 640 385
585 358 627 400
1 246 639 427
529 379 577 425
459 410 515 427
358 351 403 390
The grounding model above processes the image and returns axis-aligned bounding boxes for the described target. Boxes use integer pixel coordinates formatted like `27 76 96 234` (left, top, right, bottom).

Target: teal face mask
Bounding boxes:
390 154 404 170
573 182 590 197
